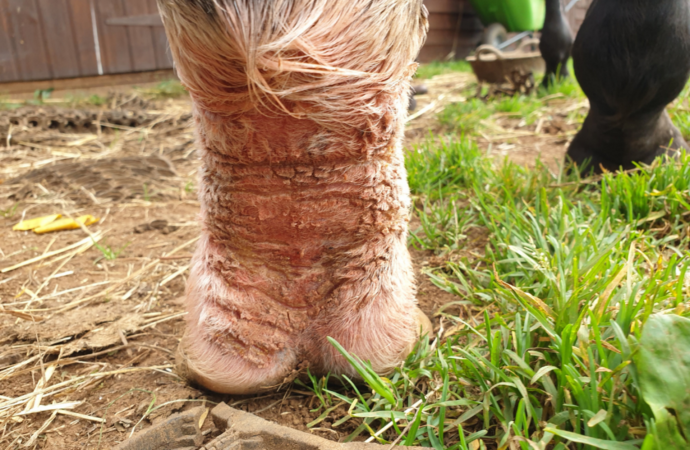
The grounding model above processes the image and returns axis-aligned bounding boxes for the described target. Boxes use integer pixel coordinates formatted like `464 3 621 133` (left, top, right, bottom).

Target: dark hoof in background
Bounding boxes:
408 84 428 111
408 94 417 111
567 111 688 174
566 0 690 174
411 84 428 96
539 0 573 89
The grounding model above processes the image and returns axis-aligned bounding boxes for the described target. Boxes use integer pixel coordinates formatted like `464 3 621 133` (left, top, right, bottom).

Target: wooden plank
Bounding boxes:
6 0 52 80
145 0 173 70
150 25 172 69
428 13 460 31
37 0 81 79
94 0 133 74
0 68 175 94
121 0 157 72
419 45 455 63
428 13 483 32
106 14 163 26
462 15 484 32
418 40 479 62
425 29 467 46
67 0 99 77
0 0 20 82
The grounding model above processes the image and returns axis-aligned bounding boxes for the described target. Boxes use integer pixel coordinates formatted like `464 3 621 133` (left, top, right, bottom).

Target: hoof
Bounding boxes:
411 84 428 95
175 332 295 395
416 307 433 338
408 94 417 111
566 110 689 174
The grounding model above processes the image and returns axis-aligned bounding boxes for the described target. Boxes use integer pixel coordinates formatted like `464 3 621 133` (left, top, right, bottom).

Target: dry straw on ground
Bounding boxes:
0 71 590 449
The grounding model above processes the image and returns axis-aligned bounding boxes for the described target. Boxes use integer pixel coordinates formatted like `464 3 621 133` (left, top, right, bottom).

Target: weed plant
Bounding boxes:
0 203 18 218
301 136 690 449
93 239 130 264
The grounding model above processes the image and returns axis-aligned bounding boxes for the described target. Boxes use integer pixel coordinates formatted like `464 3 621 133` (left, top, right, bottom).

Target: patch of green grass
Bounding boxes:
415 60 473 80
85 94 107 106
33 88 54 102
538 75 584 100
304 137 690 449
669 83 690 141
406 136 490 196
59 93 108 107
0 202 18 218
494 95 541 115
93 239 130 264
435 58 585 136
143 79 187 99
0 100 21 110
438 98 493 135
536 59 585 100
438 94 544 134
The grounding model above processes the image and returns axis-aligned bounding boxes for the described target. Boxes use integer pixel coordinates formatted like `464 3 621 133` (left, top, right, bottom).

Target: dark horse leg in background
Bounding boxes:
567 0 690 174
540 0 573 89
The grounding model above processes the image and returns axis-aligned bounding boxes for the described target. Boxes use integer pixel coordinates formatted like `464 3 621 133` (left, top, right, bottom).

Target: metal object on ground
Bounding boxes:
113 406 205 450
112 402 427 450
481 23 508 47
496 31 532 51
467 39 545 84
204 402 426 450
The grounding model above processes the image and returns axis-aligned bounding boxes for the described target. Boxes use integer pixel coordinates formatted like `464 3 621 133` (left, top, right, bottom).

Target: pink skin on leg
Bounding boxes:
177 234 301 394
158 0 430 394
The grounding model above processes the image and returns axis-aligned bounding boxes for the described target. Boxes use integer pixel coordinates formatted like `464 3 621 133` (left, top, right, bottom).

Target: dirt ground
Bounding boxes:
0 74 580 449
407 72 580 171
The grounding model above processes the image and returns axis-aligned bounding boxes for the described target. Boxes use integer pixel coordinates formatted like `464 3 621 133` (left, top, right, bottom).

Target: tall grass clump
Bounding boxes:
305 137 690 449
669 82 690 143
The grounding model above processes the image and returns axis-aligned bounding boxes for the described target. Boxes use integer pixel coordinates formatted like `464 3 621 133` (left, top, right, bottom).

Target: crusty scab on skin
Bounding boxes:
157 0 430 395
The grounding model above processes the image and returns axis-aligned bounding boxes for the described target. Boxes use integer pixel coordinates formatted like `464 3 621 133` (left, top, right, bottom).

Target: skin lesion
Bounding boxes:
159 0 428 393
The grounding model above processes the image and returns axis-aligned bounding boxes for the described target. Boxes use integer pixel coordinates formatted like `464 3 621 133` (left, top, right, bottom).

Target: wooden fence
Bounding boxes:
0 0 594 84
419 0 484 62
0 0 171 83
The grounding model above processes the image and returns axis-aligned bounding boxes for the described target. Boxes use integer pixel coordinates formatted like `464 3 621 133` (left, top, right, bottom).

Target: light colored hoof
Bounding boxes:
174 333 295 395
416 307 433 338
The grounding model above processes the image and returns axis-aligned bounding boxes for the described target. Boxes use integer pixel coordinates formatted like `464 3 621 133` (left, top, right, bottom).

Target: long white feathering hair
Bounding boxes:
157 0 428 134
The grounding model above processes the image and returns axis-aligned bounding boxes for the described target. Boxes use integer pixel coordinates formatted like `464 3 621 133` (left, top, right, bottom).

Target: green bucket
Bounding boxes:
468 0 546 32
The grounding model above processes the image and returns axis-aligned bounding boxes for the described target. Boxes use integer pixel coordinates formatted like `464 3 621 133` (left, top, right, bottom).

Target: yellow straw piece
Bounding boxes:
34 215 99 234
13 214 62 231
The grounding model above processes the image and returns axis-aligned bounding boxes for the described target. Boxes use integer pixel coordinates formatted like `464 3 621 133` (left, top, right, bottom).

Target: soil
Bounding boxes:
405 73 585 172
0 78 582 449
